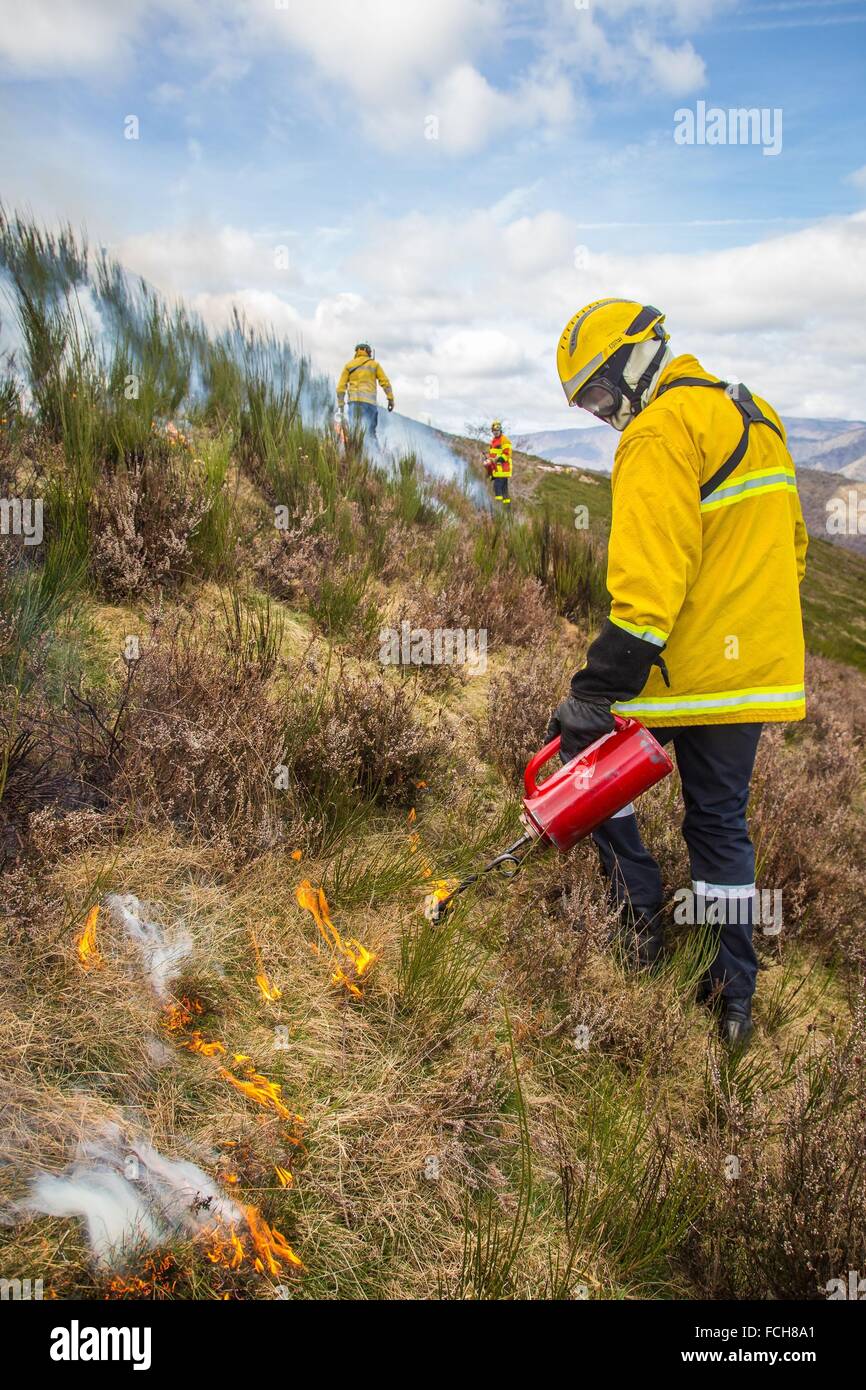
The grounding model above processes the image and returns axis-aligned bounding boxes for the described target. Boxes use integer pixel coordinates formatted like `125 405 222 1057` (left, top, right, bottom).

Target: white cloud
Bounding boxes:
845 163 866 190
123 202 866 431
0 0 722 156
114 224 302 295
633 34 706 94
0 0 150 73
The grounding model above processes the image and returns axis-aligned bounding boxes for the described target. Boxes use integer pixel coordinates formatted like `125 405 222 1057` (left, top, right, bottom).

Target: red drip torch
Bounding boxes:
427 717 673 923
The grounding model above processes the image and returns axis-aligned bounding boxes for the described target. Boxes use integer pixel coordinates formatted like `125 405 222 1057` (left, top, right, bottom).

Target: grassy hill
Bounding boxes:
2 213 865 1301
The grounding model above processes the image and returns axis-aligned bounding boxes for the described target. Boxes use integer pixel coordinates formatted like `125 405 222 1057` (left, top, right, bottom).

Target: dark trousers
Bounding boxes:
591 723 763 1004
493 475 510 503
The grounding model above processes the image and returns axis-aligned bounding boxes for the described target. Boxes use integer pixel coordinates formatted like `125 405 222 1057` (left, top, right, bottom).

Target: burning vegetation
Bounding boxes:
3 210 866 1303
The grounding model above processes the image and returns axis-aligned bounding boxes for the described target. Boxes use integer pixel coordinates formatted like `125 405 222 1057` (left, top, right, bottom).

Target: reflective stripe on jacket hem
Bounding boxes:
612 684 806 717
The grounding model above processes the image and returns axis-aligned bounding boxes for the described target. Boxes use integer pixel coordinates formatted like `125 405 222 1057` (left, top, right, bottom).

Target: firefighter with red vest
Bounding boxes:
549 298 808 1048
486 421 513 505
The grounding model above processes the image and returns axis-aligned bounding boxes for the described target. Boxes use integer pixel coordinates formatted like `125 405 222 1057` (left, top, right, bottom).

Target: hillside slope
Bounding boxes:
2 216 866 1303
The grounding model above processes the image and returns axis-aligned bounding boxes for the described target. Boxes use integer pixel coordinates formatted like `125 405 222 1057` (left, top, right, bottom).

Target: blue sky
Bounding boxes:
1 0 864 431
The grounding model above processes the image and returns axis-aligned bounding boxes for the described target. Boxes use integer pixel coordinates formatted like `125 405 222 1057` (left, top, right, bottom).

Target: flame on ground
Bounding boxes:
204 1204 303 1275
106 1254 178 1299
256 972 282 1002
186 1032 227 1057
163 996 203 1032
161 1001 304 1145
295 880 378 998
249 925 282 1002
217 1062 297 1122
76 905 103 971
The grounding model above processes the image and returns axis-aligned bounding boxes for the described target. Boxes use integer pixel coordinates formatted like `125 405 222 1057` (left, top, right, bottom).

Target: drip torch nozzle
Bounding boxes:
425 832 537 924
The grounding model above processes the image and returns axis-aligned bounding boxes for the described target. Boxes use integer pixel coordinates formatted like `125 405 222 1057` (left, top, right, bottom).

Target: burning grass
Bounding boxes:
2 206 865 1300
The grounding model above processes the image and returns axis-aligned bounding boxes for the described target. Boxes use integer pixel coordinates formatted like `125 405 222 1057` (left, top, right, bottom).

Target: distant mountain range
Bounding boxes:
518 416 866 481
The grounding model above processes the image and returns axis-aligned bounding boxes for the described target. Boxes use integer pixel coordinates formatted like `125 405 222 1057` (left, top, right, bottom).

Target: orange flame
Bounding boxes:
248 925 282 1002
244 1204 303 1273
186 1031 227 1057
105 1253 178 1299
76 905 103 971
163 996 203 1032
157 993 305 1279
256 972 282 1002
217 1062 295 1121
204 1205 303 1275
295 880 378 998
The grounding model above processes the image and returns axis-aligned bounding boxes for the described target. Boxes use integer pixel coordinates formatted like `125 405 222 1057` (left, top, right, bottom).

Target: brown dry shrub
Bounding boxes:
89 449 210 599
0 680 120 868
749 701 865 965
805 651 866 741
687 1001 866 1298
256 496 337 606
109 611 293 855
399 539 549 656
291 669 446 809
481 639 576 781
91 615 445 855
510 846 692 1076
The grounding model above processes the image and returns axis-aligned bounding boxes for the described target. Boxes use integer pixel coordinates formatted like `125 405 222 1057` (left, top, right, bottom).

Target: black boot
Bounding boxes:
618 920 664 972
635 926 664 970
721 1001 754 1049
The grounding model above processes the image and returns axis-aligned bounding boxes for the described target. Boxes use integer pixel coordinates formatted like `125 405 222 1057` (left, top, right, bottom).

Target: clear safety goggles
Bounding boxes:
575 377 623 419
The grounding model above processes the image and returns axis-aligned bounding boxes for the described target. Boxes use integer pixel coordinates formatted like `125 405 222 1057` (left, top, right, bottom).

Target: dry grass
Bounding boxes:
2 381 865 1298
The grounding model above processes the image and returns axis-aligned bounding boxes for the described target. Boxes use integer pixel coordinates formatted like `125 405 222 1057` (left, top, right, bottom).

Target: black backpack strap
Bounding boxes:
654 378 784 501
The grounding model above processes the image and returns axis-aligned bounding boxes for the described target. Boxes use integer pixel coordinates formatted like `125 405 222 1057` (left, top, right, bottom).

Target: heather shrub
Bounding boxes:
688 1003 866 1299
88 445 212 598
257 495 336 605
398 543 548 658
749 705 865 964
481 640 574 781
108 607 293 853
290 669 446 811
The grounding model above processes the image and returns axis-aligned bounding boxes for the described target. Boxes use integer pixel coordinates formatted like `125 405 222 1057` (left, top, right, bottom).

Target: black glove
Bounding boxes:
548 619 671 764
387 400 395 412
547 696 615 763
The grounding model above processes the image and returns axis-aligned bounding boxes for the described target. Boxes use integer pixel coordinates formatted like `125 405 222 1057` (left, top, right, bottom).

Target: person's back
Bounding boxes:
607 353 806 725
336 343 394 442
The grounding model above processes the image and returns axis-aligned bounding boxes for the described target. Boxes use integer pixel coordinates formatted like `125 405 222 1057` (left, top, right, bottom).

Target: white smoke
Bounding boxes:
104 893 192 1001
378 410 491 509
22 1124 243 1270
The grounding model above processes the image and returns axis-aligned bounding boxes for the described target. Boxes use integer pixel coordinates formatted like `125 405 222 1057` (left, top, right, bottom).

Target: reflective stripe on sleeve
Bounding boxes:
608 615 669 647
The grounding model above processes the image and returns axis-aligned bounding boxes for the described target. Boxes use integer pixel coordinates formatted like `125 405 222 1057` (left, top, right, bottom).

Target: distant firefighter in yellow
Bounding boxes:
336 342 394 444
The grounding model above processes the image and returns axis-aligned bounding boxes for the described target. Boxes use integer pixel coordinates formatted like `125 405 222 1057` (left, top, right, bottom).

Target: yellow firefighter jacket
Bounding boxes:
488 433 513 477
337 353 394 408
607 354 808 726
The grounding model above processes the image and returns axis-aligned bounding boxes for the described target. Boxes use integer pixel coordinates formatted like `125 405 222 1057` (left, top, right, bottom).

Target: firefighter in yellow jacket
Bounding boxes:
337 343 394 443
486 421 513 504
548 298 808 1046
